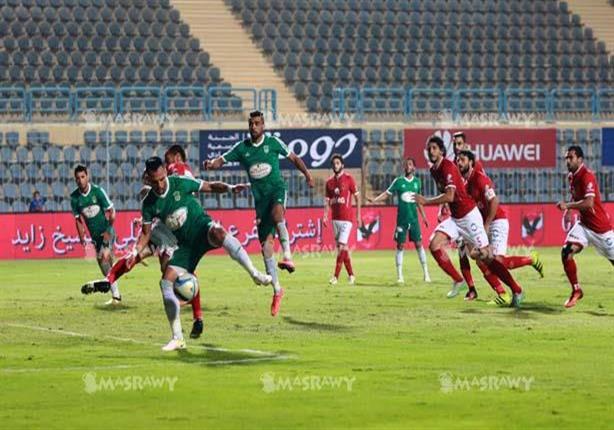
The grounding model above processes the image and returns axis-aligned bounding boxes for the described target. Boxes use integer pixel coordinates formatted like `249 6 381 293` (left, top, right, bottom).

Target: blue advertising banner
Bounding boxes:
200 129 363 170
603 128 614 166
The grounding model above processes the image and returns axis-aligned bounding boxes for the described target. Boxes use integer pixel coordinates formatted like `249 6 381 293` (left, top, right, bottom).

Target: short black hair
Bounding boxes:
453 131 466 142
427 135 446 155
249 110 264 120
405 157 416 166
457 149 476 164
330 153 344 165
567 145 584 159
165 144 186 162
74 164 87 176
145 156 164 173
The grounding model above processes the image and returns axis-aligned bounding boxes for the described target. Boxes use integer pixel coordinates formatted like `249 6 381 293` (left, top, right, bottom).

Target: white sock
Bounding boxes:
100 259 120 298
264 256 282 293
223 234 257 277
110 282 120 298
417 247 429 275
396 249 404 280
160 279 183 340
276 221 292 260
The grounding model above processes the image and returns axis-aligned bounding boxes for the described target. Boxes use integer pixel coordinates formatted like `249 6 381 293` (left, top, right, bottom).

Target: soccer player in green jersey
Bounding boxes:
204 111 314 303
70 165 122 304
133 156 273 351
368 158 430 284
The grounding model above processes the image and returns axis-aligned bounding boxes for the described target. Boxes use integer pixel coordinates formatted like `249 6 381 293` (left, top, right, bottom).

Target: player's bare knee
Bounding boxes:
561 243 576 261
271 204 285 224
208 226 226 247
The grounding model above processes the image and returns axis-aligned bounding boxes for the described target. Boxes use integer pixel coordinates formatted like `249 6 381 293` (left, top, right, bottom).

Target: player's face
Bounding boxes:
74 171 89 191
565 151 582 173
427 142 442 163
331 158 343 174
404 159 415 176
164 152 175 165
453 137 467 155
248 116 265 142
149 166 168 195
456 154 471 175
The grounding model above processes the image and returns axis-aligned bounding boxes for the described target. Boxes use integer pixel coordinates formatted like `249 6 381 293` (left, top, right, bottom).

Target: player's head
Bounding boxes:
33 190 40 199
565 145 584 173
165 144 186 165
73 165 89 191
404 157 416 176
456 150 475 176
427 135 446 163
145 156 167 195
330 153 344 174
248 110 265 142
453 131 467 156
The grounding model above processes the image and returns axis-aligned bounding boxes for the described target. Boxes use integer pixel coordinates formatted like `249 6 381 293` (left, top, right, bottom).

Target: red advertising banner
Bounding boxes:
403 128 557 169
2 204 612 260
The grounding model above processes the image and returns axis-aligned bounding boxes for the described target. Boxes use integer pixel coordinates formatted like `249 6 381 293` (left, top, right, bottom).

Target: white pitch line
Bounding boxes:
2 323 294 365
2 364 146 374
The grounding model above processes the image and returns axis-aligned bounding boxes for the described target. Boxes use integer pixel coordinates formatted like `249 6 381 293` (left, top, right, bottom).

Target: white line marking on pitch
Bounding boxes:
2 323 295 368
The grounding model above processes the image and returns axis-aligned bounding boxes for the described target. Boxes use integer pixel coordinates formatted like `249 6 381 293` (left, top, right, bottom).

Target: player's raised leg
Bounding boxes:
272 201 295 273
458 243 477 300
561 242 584 308
159 266 186 351
429 230 466 297
97 245 121 305
262 234 284 316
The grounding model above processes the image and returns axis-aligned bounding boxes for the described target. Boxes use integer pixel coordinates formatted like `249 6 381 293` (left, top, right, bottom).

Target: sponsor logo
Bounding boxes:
356 211 381 249
400 191 415 203
521 211 544 245
249 163 272 179
165 207 188 231
81 205 101 219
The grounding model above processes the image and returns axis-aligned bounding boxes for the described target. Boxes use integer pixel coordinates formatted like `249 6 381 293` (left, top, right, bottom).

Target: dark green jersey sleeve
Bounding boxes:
141 197 154 224
176 176 203 194
70 194 80 218
96 186 113 210
416 177 422 193
271 136 291 157
222 141 243 163
386 178 399 195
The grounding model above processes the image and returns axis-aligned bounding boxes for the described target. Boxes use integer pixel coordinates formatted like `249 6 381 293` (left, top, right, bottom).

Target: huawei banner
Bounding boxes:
403 128 557 169
2 204 612 259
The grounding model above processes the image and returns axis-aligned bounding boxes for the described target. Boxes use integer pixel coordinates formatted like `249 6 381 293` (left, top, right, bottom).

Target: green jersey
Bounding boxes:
70 183 113 238
222 134 291 194
141 176 208 246
386 175 421 225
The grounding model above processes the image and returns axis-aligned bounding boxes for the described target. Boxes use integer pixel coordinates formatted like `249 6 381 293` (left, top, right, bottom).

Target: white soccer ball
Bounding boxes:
173 273 199 303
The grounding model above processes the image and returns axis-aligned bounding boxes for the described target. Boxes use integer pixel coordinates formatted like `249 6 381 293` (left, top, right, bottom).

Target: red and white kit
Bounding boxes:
325 172 358 245
431 158 489 249
565 164 614 259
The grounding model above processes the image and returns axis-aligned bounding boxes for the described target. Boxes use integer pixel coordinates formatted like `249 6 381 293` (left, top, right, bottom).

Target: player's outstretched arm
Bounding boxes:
75 216 86 246
132 222 152 261
288 153 314 187
200 181 250 194
415 188 455 206
557 196 594 211
367 191 389 204
202 156 225 171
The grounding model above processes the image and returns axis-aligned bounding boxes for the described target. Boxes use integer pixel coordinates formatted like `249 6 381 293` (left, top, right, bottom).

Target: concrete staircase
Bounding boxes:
171 0 305 117
565 0 614 53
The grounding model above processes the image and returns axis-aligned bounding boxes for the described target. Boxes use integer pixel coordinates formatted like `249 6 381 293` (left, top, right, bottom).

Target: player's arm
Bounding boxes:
368 191 390 203
557 195 594 211
202 156 225 171
483 187 499 230
287 152 315 188
323 197 331 227
416 178 428 227
200 181 249 194
75 215 87 246
353 190 362 228
415 187 455 206
132 222 152 260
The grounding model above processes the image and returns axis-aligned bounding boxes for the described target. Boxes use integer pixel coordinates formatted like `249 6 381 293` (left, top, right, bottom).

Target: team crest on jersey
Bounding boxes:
173 191 181 202
81 205 100 219
165 207 188 231
92 196 97 204
264 145 269 154
521 211 544 245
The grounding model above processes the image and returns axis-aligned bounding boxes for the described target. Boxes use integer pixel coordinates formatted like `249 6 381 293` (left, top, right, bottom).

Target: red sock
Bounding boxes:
477 260 506 295
431 248 463 283
487 259 522 294
502 255 532 270
343 250 354 276
107 254 141 284
191 290 202 320
563 257 580 290
459 254 475 287
334 252 344 278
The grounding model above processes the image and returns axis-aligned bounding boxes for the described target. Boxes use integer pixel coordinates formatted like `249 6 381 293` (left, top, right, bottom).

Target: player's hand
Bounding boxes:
231 183 250 194
357 217 363 228
132 218 142 229
306 174 315 188
556 201 568 211
203 160 214 170
101 231 112 243
322 215 328 228
414 194 426 205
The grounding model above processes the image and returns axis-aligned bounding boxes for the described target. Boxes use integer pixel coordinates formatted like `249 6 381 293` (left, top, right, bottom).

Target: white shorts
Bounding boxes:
433 207 489 250
333 220 353 245
565 221 614 260
489 218 509 256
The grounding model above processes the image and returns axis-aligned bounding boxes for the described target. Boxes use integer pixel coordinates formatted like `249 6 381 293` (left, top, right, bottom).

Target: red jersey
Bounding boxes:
430 158 476 218
568 164 612 233
473 159 485 175
325 172 357 221
465 169 506 222
167 162 194 178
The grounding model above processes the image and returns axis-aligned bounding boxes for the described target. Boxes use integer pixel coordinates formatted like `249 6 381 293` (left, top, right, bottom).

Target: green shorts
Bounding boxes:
394 221 422 244
93 226 116 254
253 186 287 243
168 216 217 273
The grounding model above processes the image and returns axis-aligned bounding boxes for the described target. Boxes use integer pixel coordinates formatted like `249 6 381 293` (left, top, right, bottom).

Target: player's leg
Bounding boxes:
561 222 590 308
271 190 295 273
410 221 430 282
394 226 406 284
491 219 544 277
336 221 355 284
96 243 121 304
429 220 465 297
457 241 476 300
475 247 524 307
330 221 344 285
159 263 186 351
261 234 284 316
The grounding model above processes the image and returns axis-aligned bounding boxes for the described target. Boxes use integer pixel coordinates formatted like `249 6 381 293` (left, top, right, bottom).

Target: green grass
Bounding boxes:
1 247 613 429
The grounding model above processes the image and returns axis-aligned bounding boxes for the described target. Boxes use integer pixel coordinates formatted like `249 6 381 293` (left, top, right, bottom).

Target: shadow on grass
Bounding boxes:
459 301 563 316
93 303 135 311
283 316 353 331
582 310 614 318
152 345 292 367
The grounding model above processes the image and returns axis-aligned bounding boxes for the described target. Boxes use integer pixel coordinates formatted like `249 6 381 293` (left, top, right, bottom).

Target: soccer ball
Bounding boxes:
173 273 199 303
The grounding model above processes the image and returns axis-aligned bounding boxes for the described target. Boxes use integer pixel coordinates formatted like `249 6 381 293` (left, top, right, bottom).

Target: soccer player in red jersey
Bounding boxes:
323 154 361 285
557 145 614 308
165 145 194 178
457 150 544 304
414 136 525 307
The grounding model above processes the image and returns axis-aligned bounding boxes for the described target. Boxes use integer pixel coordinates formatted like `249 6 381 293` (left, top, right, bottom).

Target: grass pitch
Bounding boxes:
1 247 613 429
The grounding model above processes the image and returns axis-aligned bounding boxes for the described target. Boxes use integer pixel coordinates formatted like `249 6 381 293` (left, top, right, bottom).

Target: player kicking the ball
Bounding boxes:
204 110 314 309
71 165 121 305
368 157 430 284
414 136 525 307
135 157 272 351
557 145 614 308
323 153 361 285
